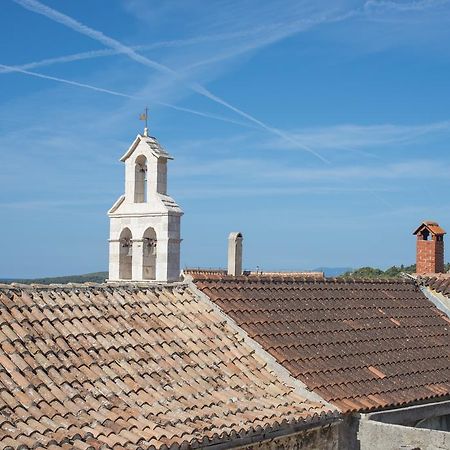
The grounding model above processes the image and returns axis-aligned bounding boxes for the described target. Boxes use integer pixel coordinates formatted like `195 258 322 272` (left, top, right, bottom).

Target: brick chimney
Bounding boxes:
413 221 446 274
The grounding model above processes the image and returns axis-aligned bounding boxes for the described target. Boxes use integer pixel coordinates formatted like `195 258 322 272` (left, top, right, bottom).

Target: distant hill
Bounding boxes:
0 272 108 285
338 264 450 279
3 263 448 284
314 267 352 277
339 265 416 279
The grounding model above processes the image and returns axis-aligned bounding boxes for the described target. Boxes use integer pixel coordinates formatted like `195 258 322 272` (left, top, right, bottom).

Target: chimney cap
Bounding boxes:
413 221 446 236
228 232 243 240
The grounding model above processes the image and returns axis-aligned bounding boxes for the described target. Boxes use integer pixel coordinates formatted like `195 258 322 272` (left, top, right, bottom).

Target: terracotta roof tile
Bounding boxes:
417 274 450 297
0 283 334 449
413 221 446 236
184 269 325 281
191 275 450 413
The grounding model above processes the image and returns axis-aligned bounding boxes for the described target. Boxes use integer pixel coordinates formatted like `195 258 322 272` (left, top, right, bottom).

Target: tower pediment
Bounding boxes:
120 134 173 162
108 194 182 215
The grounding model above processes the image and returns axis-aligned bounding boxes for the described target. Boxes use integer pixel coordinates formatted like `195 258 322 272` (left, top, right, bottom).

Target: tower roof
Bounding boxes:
413 221 446 236
120 134 173 162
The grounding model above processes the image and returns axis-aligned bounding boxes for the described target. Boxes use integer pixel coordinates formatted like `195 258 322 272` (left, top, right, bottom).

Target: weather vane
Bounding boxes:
139 107 149 136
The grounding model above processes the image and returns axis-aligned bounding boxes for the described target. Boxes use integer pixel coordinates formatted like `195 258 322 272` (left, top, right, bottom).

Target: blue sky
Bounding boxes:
2 0 450 277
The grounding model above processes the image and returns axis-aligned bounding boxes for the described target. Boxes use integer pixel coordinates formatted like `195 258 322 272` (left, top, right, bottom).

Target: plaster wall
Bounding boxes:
227 232 243 276
109 213 181 282
358 418 450 450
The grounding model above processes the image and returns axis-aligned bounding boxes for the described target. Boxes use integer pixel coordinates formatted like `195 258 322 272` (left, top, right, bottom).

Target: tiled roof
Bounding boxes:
120 134 172 162
413 221 446 236
183 269 228 276
183 270 324 280
190 274 450 413
0 283 333 449
417 274 450 297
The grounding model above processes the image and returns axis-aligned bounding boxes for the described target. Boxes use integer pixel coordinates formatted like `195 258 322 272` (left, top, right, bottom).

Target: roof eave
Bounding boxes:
413 222 446 236
120 135 174 162
120 134 142 162
108 195 125 214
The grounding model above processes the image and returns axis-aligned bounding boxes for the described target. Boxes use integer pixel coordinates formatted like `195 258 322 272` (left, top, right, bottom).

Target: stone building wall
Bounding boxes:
357 399 450 449
358 418 450 450
239 424 340 450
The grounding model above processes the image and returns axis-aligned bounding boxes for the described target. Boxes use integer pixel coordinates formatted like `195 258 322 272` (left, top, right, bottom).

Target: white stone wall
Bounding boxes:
228 232 243 276
108 135 182 283
358 418 450 450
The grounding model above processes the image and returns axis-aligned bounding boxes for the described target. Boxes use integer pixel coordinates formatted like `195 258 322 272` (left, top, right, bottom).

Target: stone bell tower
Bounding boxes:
108 127 182 282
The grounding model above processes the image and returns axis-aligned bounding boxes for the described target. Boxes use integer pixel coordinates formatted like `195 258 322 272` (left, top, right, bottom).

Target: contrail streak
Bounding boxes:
0 64 131 98
0 12 354 77
0 63 256 128
12 0 327 162
193 85 329 162
0 49 116 74
0 29 270 75
364 0 450 12
187 11 358 72
155 101 258 129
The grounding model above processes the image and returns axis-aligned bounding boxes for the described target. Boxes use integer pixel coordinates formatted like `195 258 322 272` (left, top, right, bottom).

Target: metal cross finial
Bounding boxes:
139 107 149 136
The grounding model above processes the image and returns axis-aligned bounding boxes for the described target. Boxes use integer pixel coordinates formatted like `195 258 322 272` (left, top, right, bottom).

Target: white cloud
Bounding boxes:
364 0 450 13
172 154 447 182
176 185 394 199
267 159 448 181
263 121 450 151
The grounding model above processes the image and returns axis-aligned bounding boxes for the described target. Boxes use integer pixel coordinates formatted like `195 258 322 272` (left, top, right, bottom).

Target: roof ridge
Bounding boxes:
0 281 186 291
191 275 416 285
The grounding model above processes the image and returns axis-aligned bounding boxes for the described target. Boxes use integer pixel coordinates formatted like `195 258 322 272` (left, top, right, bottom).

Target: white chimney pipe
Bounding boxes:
228 232 243 276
